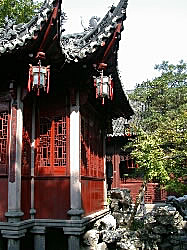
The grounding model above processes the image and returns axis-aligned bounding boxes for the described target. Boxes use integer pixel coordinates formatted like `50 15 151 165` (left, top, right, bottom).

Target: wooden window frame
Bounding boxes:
35 110 70 176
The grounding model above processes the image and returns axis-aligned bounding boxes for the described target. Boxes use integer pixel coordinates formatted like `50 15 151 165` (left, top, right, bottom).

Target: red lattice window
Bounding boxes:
54 116 67 167
36 113 69 176
38 117 51 167
0 111 8 174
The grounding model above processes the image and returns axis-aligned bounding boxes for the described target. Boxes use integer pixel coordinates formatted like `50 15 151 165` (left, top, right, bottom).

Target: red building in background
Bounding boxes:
0 0 133 249
106 117 167 203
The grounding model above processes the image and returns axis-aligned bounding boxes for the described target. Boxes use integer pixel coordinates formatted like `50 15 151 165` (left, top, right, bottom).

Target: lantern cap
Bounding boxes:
36 52 46 60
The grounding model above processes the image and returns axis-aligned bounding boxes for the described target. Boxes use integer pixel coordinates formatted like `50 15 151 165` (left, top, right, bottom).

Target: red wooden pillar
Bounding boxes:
66 90 84 250
3 84 25 250
68 90 83 218
112 145 120 189
6 84 24 221
30 97 36 218
103 133 108 207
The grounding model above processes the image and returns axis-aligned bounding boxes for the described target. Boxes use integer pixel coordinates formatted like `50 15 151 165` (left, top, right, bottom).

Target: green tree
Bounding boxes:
128 60 187 195
0 0 42 27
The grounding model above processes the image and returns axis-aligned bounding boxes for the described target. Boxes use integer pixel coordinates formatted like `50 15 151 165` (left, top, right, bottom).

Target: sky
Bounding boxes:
62 0 187 90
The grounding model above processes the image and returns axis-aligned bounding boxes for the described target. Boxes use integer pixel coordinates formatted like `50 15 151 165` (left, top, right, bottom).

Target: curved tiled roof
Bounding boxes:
0 0 57 55
0 0 133 118
61 0 128 62
0 0 128 60
109 117 127 137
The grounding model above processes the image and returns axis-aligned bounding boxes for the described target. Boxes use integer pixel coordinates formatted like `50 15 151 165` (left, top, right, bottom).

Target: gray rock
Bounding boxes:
168 235 181 245
109 189 132 210
96 242 108 250
172 245 181 250
101 229 121 244
167 195 187 219
112 211 125 226
83 229 99 247
82 191 187 250
94 214 116 231
153 225 167 234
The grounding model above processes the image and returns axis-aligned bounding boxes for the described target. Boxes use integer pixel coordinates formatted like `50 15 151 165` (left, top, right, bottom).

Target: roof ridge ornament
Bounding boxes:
81 16 101 32
61 0 127 63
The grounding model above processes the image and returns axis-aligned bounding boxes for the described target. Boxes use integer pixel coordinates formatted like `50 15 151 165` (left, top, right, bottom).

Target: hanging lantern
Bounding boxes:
28 59 50 96
93 70 113 105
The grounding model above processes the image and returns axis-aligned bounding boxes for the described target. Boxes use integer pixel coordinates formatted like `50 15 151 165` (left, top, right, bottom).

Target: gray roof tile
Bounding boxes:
0 0 56 55
0 0 128 61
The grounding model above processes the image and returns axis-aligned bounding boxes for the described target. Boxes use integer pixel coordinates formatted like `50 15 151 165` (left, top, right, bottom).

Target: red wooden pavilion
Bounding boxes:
0 0 133 249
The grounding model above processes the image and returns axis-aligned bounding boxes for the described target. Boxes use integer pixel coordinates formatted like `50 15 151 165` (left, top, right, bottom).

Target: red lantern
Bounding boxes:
28 60 50 96
93 70 113 104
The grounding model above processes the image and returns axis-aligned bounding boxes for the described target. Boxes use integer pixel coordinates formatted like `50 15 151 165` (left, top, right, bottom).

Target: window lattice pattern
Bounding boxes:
0 111 8 166
54 117 67 166
38 115 67 167
38 118 51 167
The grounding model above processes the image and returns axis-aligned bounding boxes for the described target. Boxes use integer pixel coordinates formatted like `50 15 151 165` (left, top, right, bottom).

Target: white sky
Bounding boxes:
62 0 187 90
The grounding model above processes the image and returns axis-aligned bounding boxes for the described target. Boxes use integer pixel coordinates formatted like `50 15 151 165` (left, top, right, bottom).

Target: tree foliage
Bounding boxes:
128 61 187 195
0 0 42 27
